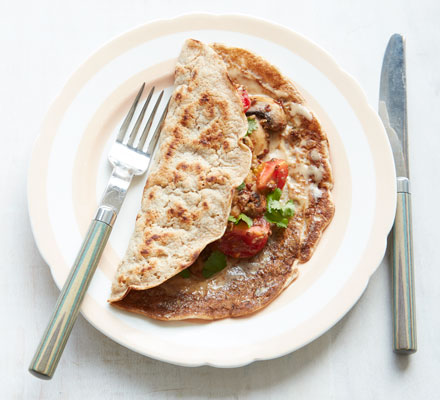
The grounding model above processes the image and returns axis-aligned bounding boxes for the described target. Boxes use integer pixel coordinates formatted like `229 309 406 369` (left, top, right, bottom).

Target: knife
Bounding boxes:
379 34 417 354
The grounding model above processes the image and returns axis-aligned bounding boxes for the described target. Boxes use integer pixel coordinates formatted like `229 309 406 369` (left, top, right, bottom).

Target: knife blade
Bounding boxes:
379 34 417 354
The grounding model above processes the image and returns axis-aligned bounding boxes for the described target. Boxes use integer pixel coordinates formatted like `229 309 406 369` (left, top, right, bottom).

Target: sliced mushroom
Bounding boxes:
250 119 269 158
246 95 287 132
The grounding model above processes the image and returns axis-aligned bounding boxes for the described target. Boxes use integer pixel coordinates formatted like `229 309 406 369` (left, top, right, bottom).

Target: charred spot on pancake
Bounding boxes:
143 234 160 247
166 204 197 226
176 161 189 171
199 93 210 105
194 163 202 173
174 65 185 77
198 120 223 149
167 205 186 219
173 171 182 184
173 126 183 137
155 248 168 257
164 141 177 160
180 106 195 128
204 103 216 119
140 248 149 257
206 174 227 186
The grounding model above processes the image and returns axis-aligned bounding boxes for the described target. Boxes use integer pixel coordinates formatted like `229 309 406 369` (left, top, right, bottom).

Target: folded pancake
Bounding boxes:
111 42 335 320
109 39 252 302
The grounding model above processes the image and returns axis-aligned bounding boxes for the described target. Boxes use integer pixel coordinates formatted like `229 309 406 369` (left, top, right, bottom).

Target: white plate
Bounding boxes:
28 13 396 367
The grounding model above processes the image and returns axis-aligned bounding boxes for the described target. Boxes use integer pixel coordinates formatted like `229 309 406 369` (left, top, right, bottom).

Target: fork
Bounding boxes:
29 84 168 380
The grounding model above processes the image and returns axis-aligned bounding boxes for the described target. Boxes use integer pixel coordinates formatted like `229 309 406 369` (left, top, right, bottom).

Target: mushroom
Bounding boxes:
246 95 287 132
249 119 269 158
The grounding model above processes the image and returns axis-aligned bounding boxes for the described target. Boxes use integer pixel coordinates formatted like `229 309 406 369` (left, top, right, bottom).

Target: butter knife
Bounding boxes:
379 34 417 354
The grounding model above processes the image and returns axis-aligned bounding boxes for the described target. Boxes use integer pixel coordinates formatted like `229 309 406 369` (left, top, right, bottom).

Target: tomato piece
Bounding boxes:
217 217 271 258
256 159 288 193
237 86 251 112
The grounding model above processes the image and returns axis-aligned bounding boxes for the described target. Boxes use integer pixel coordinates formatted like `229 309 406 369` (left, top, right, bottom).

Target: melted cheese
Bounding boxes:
310 149 321 161
285 102 313 121
310 183 323 200
294 164 323 183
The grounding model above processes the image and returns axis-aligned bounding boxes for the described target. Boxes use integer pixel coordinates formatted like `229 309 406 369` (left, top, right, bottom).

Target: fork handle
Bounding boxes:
392 181 417 354
29 219 112 379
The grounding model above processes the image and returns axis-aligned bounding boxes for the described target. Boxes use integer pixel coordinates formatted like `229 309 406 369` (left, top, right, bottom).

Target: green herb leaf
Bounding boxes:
237 182 246 191
179 269 191 278
283 200 295 217
228 213 253 228
264 189 295 228
266 188 282 213
238 213 253 228
202 251 227 278
246 117 258 136
267 187 282 202
264 211 289 228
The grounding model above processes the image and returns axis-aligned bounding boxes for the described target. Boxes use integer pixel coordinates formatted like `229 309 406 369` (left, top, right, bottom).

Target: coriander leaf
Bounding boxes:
246 117 258 136
237 182 246 191
267 188 282 202
266 188 282 213
202 251 227 278
179 269 191 278
283 200 295 217
264 212 289 228
267 199 282 213
228 213 253 228
264 189 295 228
238 213 253 228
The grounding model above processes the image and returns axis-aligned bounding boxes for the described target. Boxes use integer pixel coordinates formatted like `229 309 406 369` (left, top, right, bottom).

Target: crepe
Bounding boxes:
109 39 252 302
110 42 335 320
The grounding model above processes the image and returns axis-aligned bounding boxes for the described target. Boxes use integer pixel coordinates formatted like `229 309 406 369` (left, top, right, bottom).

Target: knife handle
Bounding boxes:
392 179 417 354
29 219 112 379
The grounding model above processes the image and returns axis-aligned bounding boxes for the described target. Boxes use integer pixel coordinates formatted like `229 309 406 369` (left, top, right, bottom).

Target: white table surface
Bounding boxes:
2 0 439 398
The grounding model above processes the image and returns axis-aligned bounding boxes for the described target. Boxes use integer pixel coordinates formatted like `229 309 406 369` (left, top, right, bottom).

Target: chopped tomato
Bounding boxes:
237 86 251 112
256 159 289 193
217 217 271 258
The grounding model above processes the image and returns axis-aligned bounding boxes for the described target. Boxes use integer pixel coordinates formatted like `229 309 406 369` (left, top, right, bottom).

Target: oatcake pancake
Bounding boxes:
109 40 252 302
110 42 335 320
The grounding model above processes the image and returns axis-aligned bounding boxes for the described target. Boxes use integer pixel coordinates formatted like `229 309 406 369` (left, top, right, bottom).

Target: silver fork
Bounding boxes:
29 84 168 380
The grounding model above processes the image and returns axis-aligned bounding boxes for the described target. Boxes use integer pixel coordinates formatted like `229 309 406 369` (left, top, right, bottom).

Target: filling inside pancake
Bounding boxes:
185 88 297 278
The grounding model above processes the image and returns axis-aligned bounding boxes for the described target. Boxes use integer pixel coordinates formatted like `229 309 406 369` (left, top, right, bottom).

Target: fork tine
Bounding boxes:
145 96 169 155
116 83 145 142
136 90 164 151
126 86 155 147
